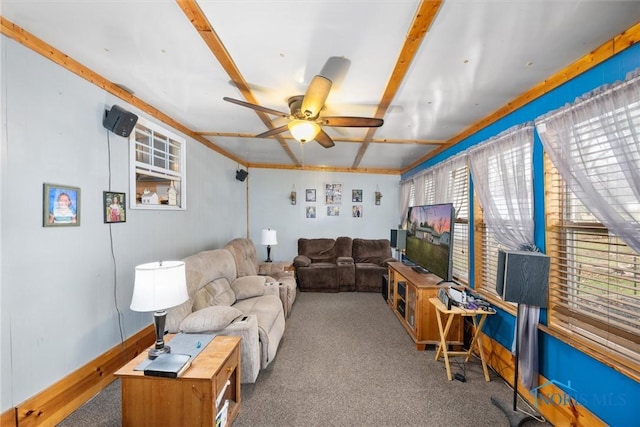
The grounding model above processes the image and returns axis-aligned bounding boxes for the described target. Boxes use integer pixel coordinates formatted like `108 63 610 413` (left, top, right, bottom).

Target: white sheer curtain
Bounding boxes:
536 69 640 253
468 123 539 389
468 123 535 249
433 153 467 204
399 180 412 228
413 173 427 206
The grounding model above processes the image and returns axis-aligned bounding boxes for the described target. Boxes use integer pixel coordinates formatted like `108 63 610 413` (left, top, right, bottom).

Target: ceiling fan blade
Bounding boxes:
319 57 351 89
314 129 335 148
255 124 289 138
223 97 289 118
301 75 332 118
321 116 384 128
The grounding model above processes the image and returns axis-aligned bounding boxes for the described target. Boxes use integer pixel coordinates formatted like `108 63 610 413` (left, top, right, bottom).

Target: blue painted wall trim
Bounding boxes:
416 44 640 426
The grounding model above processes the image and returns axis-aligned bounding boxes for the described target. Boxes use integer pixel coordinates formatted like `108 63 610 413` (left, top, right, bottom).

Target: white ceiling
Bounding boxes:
2 0 640 173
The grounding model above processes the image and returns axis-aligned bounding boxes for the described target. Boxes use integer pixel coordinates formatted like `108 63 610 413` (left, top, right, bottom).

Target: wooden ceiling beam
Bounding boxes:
352 0 443 168
176 0 301 166
248 162 401 175
197 132 446 146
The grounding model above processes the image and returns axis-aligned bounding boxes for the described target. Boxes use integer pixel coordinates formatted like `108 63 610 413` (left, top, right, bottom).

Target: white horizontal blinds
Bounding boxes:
408 181 416 207
451 167 469 283
434 154 469 283
537 70 640 366
423 170 435 205
468 124 535 295
134 124 182 180
476 215 501 296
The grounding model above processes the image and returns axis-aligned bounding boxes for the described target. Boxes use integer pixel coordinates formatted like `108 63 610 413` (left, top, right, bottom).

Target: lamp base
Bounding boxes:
491 397 537 427
149 309 171 359
265 245 273 263
149 345 171 360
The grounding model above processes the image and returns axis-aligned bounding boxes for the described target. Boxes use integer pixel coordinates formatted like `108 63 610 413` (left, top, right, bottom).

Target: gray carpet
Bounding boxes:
59 292 549 426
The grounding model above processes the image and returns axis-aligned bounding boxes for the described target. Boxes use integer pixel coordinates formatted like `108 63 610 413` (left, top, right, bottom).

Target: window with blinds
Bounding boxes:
449 165 469 284
545 156 640 367
129 117 186 210
475 209 501 297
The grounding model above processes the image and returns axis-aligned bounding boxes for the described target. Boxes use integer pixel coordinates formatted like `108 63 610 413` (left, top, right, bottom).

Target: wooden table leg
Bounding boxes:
466 314 491 381
434 311 456 381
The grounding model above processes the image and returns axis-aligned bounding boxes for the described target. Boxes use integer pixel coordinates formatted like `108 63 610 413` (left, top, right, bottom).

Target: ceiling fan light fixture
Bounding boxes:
288 120 320 143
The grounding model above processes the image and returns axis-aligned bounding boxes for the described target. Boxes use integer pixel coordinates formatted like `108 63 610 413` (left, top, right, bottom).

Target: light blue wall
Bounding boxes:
248 168 401 261
403 44 640 426
0 36 246 410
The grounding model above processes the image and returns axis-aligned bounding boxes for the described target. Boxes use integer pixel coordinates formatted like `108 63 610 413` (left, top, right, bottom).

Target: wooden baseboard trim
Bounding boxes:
480 332 607 427
12 325 154 427
1 407 17 427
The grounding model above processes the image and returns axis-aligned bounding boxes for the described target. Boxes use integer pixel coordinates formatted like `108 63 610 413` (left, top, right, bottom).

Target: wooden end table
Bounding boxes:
429 297 496 381
114 335 241 427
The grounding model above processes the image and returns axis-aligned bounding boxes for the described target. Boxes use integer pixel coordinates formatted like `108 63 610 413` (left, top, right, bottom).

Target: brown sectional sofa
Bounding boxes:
294 237 394 292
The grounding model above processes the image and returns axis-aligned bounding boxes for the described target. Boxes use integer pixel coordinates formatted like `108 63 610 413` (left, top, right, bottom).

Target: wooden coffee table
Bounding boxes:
115 335 241 427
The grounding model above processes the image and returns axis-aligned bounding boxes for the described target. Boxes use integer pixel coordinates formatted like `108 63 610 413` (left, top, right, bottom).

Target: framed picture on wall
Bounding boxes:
43 183 80 227
325 183 342 204
306 206 316 218
306 189 316 202
327 206 340 216
352 205 363 218
103 191 126 223
352 189 363 202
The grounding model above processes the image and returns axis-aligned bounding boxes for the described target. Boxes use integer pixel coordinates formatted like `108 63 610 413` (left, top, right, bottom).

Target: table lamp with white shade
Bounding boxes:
130 260 188 359
261 229 278 263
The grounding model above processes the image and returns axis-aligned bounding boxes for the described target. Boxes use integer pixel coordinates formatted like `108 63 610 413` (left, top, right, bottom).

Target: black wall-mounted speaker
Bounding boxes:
235 169 248 182
496 249 550 307
390 229 407 250
103 105 138 137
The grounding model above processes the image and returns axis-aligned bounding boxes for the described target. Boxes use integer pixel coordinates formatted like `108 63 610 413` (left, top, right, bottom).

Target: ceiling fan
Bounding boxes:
223 59 383 148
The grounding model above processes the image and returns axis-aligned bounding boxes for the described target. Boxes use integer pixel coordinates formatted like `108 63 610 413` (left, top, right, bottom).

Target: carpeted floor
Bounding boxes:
59 292 549 426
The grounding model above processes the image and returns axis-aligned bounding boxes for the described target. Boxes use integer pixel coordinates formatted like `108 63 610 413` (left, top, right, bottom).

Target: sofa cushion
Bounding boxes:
298 238 340 263
193 278 236 311
231 275 266 300
352 238 393 264
179 306 244 332
224 238 259 276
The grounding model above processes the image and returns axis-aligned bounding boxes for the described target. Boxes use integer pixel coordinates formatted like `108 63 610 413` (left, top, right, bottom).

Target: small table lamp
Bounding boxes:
130 260 188 359
261 229 278 263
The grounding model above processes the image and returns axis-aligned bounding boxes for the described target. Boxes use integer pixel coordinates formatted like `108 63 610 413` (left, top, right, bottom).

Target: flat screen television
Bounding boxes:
404 203 455 281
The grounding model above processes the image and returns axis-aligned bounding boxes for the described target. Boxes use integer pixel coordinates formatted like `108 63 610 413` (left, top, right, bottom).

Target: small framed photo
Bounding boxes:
306 189 316 202
103 191 126 223
352 205 363 218
325 183 342 204
306 206 316 219
327 206 340 217
352 189 363 202
43 183 80 227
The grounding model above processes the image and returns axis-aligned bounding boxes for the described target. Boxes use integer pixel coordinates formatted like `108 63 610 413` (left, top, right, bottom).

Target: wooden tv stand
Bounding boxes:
387 262 463 350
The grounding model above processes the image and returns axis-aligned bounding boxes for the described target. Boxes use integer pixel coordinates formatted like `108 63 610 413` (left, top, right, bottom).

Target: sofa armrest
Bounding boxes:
380 257 396 267
263 281 280 297
293 254 311 268
179 306 244 333
337 256 354 265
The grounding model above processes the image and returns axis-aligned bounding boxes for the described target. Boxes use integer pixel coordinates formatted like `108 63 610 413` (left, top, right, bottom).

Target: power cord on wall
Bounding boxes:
106 129 126 349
